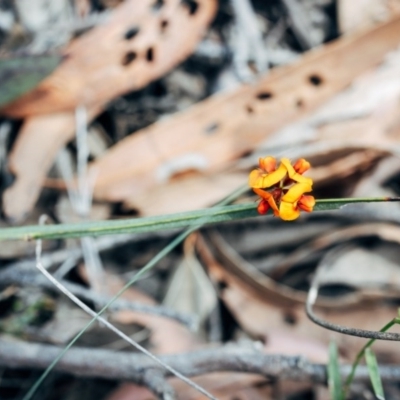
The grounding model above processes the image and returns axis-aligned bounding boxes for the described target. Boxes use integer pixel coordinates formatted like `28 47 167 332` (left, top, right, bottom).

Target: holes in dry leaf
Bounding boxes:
283 311 297 326
31 87 49 101
122 51 137 66
152 0 164 11
295 98 304 108
246 105 254 114
218 280 228 291
181 0 199 15
205 122 219 134
240 149 252 158
308 74 323 86
256 91 273 100
124 26 140 40
146 47 154 62
160 19 169 32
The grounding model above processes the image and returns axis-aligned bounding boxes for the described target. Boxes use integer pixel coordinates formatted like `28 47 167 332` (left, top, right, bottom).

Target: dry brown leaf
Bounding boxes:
197 230 400 362
163 234 217 323
86 16 400 214
1 0 217 116
170 374 272 400
2 109 103 221
105 383 157 400
106 374 269 400
316 244 400 290
128 28 400 214
2 0 216 221
271 223 400 282
338 0 400 34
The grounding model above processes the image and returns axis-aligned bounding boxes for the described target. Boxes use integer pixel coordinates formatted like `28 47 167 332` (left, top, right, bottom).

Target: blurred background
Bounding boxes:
1 0 400 399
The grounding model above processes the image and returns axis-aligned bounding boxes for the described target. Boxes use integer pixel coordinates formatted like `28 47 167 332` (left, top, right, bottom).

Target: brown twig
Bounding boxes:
306 246 400 341
0 265 198 329
2 338 400 386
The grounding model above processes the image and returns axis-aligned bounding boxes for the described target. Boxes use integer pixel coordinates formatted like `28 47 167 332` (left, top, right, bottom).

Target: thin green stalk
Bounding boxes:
0 196 398 241
328 341 343 400
365 348 385 399
23 227 200 400
19 193 400 399
344 317 400 396
23 186 247 400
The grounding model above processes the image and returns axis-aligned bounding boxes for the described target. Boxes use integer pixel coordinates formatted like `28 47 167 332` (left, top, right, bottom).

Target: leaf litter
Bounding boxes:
2 1 400 399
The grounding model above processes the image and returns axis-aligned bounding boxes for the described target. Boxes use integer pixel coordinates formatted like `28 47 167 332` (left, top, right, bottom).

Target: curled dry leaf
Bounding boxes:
86 16 400 215
2 0 217 221
197 228 400 362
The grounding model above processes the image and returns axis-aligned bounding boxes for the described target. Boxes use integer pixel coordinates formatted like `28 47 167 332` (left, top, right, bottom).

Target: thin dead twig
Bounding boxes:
6 230 173 272
0 264 198 329
306 246 400 340
2 339 400 384
27 224 215 400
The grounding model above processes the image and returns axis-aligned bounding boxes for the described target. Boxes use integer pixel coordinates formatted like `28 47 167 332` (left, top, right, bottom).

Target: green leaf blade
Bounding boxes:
365 348 385 400
0 196 397 241
328 341 343 400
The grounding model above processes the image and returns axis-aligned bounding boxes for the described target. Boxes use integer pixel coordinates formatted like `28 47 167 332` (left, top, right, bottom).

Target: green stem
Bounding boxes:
22 185 247 400
343 317 400 397
0 197 398 241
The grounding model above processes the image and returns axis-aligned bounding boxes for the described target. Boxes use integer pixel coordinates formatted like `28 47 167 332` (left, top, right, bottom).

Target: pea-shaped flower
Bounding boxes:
249 157 315 221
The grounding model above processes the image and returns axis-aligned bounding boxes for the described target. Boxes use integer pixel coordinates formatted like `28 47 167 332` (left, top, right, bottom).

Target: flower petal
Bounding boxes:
280 158 312 185
249 169 264 187
253 188 280 215
281 182 312 203
260 162 287 188
259 156 276 173
279 201 300 221
293 158 310 174
257 199 270 214
298 195 315 212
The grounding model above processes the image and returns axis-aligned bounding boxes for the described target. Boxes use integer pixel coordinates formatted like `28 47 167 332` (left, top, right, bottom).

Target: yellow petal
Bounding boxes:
279 201 300 221
259 162 287 188
249 161 287 189
282 182 312 203
249 169 264 187
280 158 313 185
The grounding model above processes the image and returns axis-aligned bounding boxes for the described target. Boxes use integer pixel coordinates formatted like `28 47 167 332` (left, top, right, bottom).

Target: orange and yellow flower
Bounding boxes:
249 156 315 221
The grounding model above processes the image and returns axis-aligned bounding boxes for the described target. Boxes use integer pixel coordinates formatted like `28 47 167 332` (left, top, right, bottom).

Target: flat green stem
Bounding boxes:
0 197 398 241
